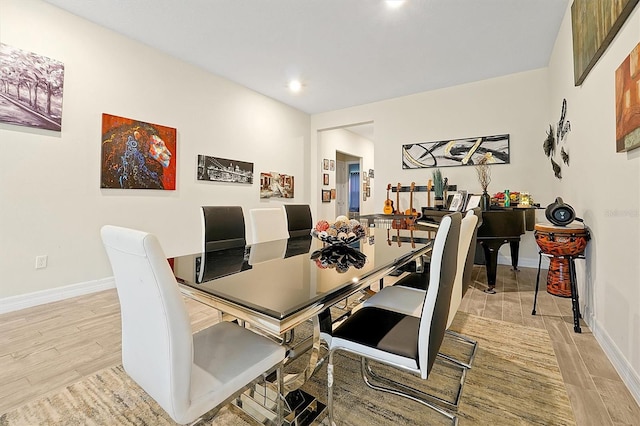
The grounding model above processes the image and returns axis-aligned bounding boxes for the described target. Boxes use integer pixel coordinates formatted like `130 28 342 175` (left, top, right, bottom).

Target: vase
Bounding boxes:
480 191 491 211
435 196 444 209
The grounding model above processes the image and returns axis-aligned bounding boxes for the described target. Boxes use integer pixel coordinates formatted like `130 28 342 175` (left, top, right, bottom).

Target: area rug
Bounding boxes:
0 312 575 425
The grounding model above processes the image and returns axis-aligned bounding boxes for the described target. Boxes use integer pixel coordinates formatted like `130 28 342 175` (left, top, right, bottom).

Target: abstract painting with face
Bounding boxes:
101 114 177 189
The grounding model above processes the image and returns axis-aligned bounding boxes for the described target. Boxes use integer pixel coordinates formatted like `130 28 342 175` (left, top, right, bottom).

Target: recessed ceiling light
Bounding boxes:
385 0 406 9
288 80 303 93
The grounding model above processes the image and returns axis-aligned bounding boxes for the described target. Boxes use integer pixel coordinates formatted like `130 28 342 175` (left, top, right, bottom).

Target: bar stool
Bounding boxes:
531 222 590 333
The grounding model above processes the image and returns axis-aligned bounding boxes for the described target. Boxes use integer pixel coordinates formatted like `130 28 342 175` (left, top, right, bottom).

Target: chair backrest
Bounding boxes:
282 204 313 238
417 212 461 379
249 207 289 243
462 207 482 295
446 212 479 327
100 225 192 420
201 206 246 252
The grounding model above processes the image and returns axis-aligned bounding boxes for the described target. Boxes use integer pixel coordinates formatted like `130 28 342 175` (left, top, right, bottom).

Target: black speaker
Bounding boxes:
545 197 576 226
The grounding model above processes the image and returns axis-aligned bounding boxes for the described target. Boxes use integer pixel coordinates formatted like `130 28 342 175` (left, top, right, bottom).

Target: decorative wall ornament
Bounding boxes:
543 99 572 180
402 134 510 169
259 171 294 198
101 114 176 190
615 41 640 152
197 155 253 183
571 0 639 86
0 43 65 131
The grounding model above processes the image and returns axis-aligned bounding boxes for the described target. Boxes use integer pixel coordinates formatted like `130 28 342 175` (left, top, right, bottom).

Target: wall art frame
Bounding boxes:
197 155 253 183
572 0 640 86
0 43 65 131
101 113 176 190
259 172 294 198
402 134 510 169
322 190 331 202
615 41 640 152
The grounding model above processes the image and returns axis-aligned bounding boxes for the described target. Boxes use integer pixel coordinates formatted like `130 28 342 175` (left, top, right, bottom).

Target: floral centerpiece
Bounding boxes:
310 215 366 244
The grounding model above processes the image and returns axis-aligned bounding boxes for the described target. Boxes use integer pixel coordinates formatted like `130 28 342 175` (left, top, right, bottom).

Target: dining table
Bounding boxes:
170 226 433 424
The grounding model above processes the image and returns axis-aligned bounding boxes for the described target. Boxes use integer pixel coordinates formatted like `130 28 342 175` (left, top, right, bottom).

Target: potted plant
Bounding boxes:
475 154 492 210
432 169 445 208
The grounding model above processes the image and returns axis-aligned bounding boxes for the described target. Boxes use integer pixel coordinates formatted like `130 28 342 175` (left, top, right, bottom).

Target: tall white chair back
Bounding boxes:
250 208 289 243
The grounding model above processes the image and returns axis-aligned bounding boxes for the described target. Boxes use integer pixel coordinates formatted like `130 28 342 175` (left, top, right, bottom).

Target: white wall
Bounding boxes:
311 69 555 267
0 0 310 300
547 3 640 401
317 128 374 221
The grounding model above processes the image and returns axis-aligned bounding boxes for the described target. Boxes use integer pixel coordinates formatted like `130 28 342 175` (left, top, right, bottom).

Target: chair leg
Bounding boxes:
276 363 284 425
361 358 458 425
439 329 478 370
327 352 336 426
532 251 543 315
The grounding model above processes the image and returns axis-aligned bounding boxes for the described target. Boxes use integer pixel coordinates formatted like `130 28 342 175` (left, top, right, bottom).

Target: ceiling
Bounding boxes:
43 0 568 115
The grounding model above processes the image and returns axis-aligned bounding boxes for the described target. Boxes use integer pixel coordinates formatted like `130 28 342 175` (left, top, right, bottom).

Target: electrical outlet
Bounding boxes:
35 255 48 269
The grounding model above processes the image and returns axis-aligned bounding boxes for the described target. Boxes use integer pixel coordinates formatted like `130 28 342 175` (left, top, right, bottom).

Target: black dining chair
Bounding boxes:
201 206 246 252
326 212 462 425
282 204 313 238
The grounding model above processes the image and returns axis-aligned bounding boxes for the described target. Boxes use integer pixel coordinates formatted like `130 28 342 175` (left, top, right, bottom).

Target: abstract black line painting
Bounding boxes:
402 134 510 169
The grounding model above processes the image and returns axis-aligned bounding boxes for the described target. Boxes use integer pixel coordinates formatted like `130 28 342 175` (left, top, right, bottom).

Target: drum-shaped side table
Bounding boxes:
531 222 590 333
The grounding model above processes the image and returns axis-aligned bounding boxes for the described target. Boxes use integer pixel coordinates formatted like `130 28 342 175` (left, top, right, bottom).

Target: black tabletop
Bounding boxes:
171 229 432 321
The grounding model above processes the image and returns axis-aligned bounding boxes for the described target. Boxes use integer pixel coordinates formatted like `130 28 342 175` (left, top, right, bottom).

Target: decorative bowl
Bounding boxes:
310 216 366 245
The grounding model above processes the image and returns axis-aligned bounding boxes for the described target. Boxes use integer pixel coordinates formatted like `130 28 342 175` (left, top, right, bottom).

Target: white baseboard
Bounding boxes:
589 315 640 407
0 277 115 315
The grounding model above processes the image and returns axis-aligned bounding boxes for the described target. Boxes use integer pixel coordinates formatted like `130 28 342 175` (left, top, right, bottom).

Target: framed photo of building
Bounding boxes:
197 155 253 183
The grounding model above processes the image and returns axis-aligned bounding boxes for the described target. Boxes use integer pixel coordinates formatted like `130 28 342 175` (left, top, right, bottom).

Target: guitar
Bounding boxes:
404 182 421 228
392 183 407 229
383 184 394 214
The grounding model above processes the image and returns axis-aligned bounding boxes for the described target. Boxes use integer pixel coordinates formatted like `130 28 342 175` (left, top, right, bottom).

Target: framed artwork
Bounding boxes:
322 190 331 202
368 169 374 178
465 194 481 210
615 41 640 152
330 189 336 199
259 171 294 198
323 159 329 170
363 174 369 184
0 43 64 131
101 113 176 190
572 0 639 86
449 193 464 212
197 155 253 183
402 134 510 169
323 173 329 185
330 160 335 171
366 187 371 197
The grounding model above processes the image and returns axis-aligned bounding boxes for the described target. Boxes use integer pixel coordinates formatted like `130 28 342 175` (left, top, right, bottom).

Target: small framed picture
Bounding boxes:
323 173 329 185
363 174 369 184
366 187 371 197
330 160 335 171
466 194 481 210
449 193 464 212
330 188 336 199
368 169 374 178
323 159 329 170
322 190 331 202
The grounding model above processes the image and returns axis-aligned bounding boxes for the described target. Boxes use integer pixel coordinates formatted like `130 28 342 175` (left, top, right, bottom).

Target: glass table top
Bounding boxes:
171 229 433 321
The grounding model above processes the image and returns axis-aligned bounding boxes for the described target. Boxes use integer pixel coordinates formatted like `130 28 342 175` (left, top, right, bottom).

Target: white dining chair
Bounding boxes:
249 207 289 243
101 225 285 425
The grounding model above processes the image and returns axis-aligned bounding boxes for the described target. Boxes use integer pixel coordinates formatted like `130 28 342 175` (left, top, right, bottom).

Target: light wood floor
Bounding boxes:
1 265 639 425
